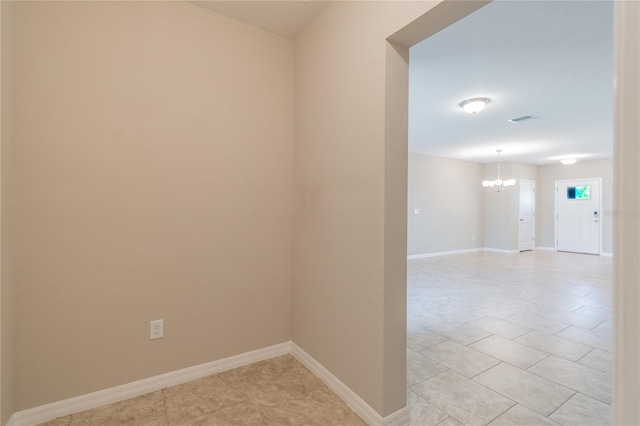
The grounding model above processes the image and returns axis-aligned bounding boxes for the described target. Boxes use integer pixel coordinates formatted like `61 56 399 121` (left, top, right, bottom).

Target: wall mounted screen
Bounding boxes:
567 185 591 200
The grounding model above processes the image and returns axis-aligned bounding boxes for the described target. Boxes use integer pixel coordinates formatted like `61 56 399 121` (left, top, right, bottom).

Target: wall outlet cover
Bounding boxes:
150 319 164 340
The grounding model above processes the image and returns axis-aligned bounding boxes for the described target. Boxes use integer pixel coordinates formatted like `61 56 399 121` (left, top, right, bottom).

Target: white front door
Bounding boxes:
556 179 602 255
519 179 536 251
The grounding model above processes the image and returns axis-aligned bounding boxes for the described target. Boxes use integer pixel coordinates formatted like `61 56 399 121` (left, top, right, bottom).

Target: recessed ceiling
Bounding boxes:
189 1 330 38
408 0 614 165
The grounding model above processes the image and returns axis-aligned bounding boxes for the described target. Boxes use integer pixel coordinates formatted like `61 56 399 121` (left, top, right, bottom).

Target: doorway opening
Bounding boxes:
394 1 615 424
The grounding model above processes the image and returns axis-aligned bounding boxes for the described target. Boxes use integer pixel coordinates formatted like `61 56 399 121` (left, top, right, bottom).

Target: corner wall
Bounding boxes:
12 1 294 410
0 1 15 423
293 1 438 416
613 1 640 423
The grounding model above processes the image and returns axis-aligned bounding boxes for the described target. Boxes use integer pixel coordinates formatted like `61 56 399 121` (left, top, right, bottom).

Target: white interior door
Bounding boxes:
519 179 536 251
556 179 601 254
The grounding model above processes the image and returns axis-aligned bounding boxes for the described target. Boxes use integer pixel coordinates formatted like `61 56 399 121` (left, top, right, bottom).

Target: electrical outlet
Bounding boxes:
150 319 164 340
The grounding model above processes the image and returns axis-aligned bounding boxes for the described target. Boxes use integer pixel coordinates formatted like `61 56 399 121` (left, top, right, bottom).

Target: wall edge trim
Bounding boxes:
382 406 411 426
407 248 483 259
483 248 519 254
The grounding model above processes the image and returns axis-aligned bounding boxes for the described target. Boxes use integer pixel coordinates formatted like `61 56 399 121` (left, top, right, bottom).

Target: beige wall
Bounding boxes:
293 1 439 416
407 153 484 255
613 1 640 422
12 1 294 410
1 1 15 424
537 159 613 253
483 161 538 251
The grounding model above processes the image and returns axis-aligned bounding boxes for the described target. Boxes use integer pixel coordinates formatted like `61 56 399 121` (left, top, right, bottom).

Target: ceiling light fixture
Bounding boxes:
460 97 491 114
482 149 516 192
560 158 577 165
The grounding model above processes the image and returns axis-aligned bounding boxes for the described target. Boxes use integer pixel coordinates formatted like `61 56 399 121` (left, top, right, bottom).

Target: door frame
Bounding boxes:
554 177 603 255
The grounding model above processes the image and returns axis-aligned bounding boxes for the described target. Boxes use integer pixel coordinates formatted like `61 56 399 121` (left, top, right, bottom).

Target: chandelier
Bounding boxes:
482 149 516 192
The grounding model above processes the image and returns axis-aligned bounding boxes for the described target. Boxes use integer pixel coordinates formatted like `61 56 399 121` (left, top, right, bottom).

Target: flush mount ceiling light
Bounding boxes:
560 158 577 165
482 149 516 192
460 97 491 114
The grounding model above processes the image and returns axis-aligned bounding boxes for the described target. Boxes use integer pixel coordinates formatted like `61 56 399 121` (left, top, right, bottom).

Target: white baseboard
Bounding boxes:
9 342 291 426
407 248 482 259
535 247 613 257
290 342 409 426
9 341 405 426
409 247 528 258
483 248 519 254
383 406 411 426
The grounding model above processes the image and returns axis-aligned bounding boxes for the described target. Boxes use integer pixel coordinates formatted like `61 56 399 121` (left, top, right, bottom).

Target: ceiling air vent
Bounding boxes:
508 115 538 124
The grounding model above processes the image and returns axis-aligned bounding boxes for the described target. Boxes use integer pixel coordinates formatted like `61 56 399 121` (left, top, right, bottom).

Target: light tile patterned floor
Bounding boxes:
407 250 612 426
38 355 366 426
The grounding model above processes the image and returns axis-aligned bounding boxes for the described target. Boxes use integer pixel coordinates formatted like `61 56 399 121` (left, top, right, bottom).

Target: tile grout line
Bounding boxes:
468 359 592 421
545 390 577 420
482 399 518 426
552 327 612 351
526 353 552 370
464 333 494 347
434 416 454 426
510 329 534 340
574 346 597 364
524 359 612 406
589 319 607 331
570 303 587 313
409 383 461 424
465 363 523 421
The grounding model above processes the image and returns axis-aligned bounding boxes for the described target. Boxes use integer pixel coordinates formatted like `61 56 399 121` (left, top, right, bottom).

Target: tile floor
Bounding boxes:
38 355 366 426
407 250 613 426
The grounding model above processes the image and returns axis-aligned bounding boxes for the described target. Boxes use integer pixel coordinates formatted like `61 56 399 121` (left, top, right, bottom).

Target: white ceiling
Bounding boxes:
189 1 330 38
409 0 614 165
